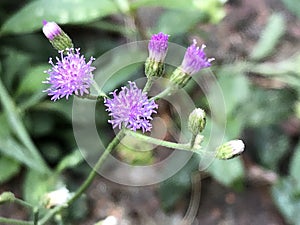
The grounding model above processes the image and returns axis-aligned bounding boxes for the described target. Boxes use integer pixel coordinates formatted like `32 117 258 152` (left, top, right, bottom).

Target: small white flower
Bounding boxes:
44 187 71 208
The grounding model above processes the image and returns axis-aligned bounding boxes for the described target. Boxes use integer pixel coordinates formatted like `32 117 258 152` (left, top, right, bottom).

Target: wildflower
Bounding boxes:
42 20 73 51
170 39 214 87
145 32 169 78
216 139 245 160
44 48 95 101
44 187 71 208
188 108 206 135
104 82 158 132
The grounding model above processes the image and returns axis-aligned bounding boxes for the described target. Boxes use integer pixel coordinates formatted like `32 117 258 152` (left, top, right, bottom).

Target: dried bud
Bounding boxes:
188 108 206 135
216 140 245 160
42 20 73 51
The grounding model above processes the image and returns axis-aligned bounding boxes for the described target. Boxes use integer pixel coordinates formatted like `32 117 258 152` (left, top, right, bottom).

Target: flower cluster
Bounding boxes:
104 82 158 132
148 32 169 62
44 48 95 101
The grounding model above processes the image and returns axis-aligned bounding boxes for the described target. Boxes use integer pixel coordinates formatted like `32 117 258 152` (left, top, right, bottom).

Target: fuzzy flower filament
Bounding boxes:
145 32 169 78
105 82 158 132
170 39 214 87
44 48 95 101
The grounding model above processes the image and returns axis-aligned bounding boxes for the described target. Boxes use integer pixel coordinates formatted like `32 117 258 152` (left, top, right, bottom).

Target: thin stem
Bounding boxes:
143 77 155 93
125 130 203 153
33 208 39 225
150 86 175 101
190 134 197 148
0 217 33 225
39 129 126 225
91 80 107 98
14 198 34 210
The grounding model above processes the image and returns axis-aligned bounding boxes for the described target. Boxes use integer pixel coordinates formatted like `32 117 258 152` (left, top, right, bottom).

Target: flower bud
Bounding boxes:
216 139 245 160
42 20 73 51
145 32 169 78
169 39 214 88
43 187 71 208
188 108 206 135
0 192 14 204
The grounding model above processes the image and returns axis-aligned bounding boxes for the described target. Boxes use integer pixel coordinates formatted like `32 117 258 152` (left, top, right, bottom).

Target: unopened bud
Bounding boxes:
42 20 73 51
216 139 245 160
0 192 15 204
188 108 206 135
43 187 71 208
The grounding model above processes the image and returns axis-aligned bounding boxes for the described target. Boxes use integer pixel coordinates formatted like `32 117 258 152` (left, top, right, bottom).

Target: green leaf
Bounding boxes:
159 156 199 210
23 169 57 205
281 0 300 19
252 126 289 171
290 142 300 192
0 78 50 174
207 157 245 187
0 0 118 35
272 178 300 225
0 156 21 184
16 64 49 96
153 9 205 36
130 0 196 10
250 13 285 60
56 149 84 173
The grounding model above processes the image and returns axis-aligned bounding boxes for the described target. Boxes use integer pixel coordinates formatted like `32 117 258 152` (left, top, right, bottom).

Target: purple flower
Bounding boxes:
180 39 214 75
148 32 169 62
44 48 95 101
104 82 158 132
42 20 62 40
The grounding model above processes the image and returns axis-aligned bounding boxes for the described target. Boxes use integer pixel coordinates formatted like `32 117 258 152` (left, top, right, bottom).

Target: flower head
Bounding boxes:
42 20 73 51
180 39 214 75
188 108 206 135
44 187 71 208
44 48 95 101
148 32 169 62
104 82 158 132
216 139 245 160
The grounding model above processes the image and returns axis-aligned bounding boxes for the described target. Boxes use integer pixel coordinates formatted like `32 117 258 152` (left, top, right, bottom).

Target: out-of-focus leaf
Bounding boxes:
207 157 245 187
56 149 84 173
23 169 57 205
0 0 118 35
16 64 49 96
159 156 199 210
236 87 297 128
0 78 50 174
0 156 20 184
290 142 300 192
130 0 196 10
250 13 285 60
281 0 300 19
272 178 300 225
252 126 289 171
154 9 205 36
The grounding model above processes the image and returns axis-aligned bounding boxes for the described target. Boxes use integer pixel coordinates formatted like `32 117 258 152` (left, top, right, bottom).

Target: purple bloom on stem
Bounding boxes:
104 82 158 132
44 48 95 101
42 20 62 40
180 39 214 75
148 32 169 62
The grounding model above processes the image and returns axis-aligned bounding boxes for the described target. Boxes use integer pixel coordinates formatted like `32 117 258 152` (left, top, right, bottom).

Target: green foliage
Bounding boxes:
289 142 300 192
281 0 300 19
250 13 286 60
55 149 85 173
0 0 119 35
0 156 20 184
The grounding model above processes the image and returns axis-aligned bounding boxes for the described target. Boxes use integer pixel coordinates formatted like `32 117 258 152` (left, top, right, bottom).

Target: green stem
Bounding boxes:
91 80 107 98
125 130 203 153
190 134 197 148
33 208 39 225
0 217 33 225
143 77 155 93
14 198 34 210
39 129 126 225
150 86 175 101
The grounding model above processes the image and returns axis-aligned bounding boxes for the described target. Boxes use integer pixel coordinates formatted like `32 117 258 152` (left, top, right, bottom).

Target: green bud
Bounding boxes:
145 58 165 78
0 192 15 204
216 139 245 160
188 108 206 135
169 68 191 88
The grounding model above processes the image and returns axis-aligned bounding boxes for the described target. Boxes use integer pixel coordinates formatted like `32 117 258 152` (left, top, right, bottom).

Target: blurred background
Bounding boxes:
0 0 300 224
